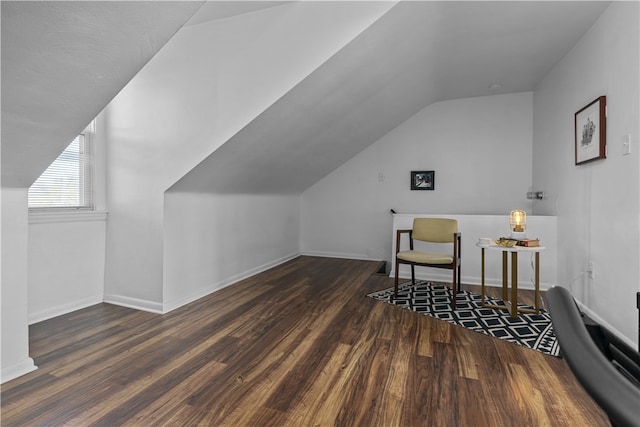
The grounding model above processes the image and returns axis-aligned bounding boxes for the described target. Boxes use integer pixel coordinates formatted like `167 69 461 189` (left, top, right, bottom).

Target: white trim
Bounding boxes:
28 295 104 325
103 294 164 314
29 210 108 224
1 358 37 384
300 250 386 262
97 253 303 315
576 299 638 350
163 252 302 313
92 115 107 211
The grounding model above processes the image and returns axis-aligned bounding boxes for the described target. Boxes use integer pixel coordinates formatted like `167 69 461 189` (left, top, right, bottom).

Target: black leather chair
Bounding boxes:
546 286 640 427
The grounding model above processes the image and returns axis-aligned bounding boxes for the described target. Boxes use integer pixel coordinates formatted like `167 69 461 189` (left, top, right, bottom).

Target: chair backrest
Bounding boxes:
412 218 458 243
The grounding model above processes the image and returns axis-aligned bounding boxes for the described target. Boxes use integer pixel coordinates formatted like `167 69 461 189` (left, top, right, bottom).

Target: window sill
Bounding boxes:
29 210 108 224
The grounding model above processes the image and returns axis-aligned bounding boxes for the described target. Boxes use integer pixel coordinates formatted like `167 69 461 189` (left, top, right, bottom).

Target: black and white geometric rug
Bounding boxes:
367 281 560 357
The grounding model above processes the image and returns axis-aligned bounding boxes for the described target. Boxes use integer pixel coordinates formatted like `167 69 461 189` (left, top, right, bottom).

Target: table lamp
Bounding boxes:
510 209 527 239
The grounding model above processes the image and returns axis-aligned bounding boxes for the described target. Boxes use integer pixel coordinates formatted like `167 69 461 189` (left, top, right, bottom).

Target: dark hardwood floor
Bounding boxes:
1 256 609 426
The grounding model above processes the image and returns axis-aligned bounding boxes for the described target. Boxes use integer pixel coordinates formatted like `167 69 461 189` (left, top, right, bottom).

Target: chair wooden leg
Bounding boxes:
410 265 415 285
452 268 458 299
394 259 400 297
451 264 461 308
452 269 457 308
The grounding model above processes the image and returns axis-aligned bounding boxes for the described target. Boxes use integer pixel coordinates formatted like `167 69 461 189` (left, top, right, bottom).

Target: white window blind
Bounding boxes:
29 121 95 210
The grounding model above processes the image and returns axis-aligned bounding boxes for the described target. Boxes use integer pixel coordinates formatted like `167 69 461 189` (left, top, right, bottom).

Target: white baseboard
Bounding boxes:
301 250 387 262
575 298 638 350
29 295 104 325
1 357 37 384
162 252 302 313
53 253 302 316
103 294 164 314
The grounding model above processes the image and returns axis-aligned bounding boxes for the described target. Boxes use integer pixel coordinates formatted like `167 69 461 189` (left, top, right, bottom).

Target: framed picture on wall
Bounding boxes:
575 96 606 165
411 171 434 190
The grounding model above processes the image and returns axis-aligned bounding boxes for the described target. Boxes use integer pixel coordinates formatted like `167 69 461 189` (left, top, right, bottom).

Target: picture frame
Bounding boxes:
575 96 606 165
411 170 434 190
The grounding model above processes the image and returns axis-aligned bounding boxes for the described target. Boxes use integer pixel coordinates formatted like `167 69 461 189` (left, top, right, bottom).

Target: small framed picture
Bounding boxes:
575 96 606 165
411 171 434 190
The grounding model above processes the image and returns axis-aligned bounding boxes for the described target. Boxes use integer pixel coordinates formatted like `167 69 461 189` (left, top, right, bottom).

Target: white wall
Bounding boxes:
301 92 534 265
532 2 640 347
28 214 107 324
103 2 393 309
1 188 36 383
27 117 108 324
163 192 300 312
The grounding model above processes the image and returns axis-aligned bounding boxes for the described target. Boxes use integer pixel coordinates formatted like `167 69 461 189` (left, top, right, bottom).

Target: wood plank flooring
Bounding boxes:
1 256 609 426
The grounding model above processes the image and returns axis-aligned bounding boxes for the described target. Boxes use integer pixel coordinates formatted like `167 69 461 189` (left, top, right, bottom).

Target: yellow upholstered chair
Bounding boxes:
394 218 461 306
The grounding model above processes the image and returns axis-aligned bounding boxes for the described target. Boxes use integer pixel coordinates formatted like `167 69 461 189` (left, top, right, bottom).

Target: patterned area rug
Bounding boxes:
367 281 560 357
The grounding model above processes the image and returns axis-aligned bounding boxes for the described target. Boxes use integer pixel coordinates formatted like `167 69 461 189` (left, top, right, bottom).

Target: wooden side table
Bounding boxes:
477 243 546 318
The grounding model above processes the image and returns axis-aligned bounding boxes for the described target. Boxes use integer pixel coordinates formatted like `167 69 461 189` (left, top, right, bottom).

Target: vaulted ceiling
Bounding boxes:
1 0 205 188
1 1 610 192
171 1 611 194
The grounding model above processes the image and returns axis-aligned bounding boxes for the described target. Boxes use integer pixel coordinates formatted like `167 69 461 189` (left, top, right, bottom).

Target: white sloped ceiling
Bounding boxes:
1 0 205 188
169 1 610 195
2 1 610 195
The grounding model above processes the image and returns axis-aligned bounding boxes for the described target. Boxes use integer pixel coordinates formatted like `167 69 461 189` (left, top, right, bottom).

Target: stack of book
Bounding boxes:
516 238 540 247
495 237 541 247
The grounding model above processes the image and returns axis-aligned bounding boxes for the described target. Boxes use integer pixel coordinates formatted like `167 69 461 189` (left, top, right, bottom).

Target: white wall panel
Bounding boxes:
532 2 640 347
28 215 106 324
1 188 36 383
163 192 300 312
103 2 393 308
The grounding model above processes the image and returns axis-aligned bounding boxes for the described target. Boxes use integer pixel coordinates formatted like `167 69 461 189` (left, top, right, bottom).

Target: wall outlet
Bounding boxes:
623 133 632 155
588 260 594 279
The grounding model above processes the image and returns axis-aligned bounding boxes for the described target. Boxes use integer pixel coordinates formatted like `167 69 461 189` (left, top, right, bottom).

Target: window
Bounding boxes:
29 121 95 210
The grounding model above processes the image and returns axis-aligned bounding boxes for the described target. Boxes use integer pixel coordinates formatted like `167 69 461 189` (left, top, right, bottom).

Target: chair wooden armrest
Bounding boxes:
395 229 412 252
454 232 461 260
